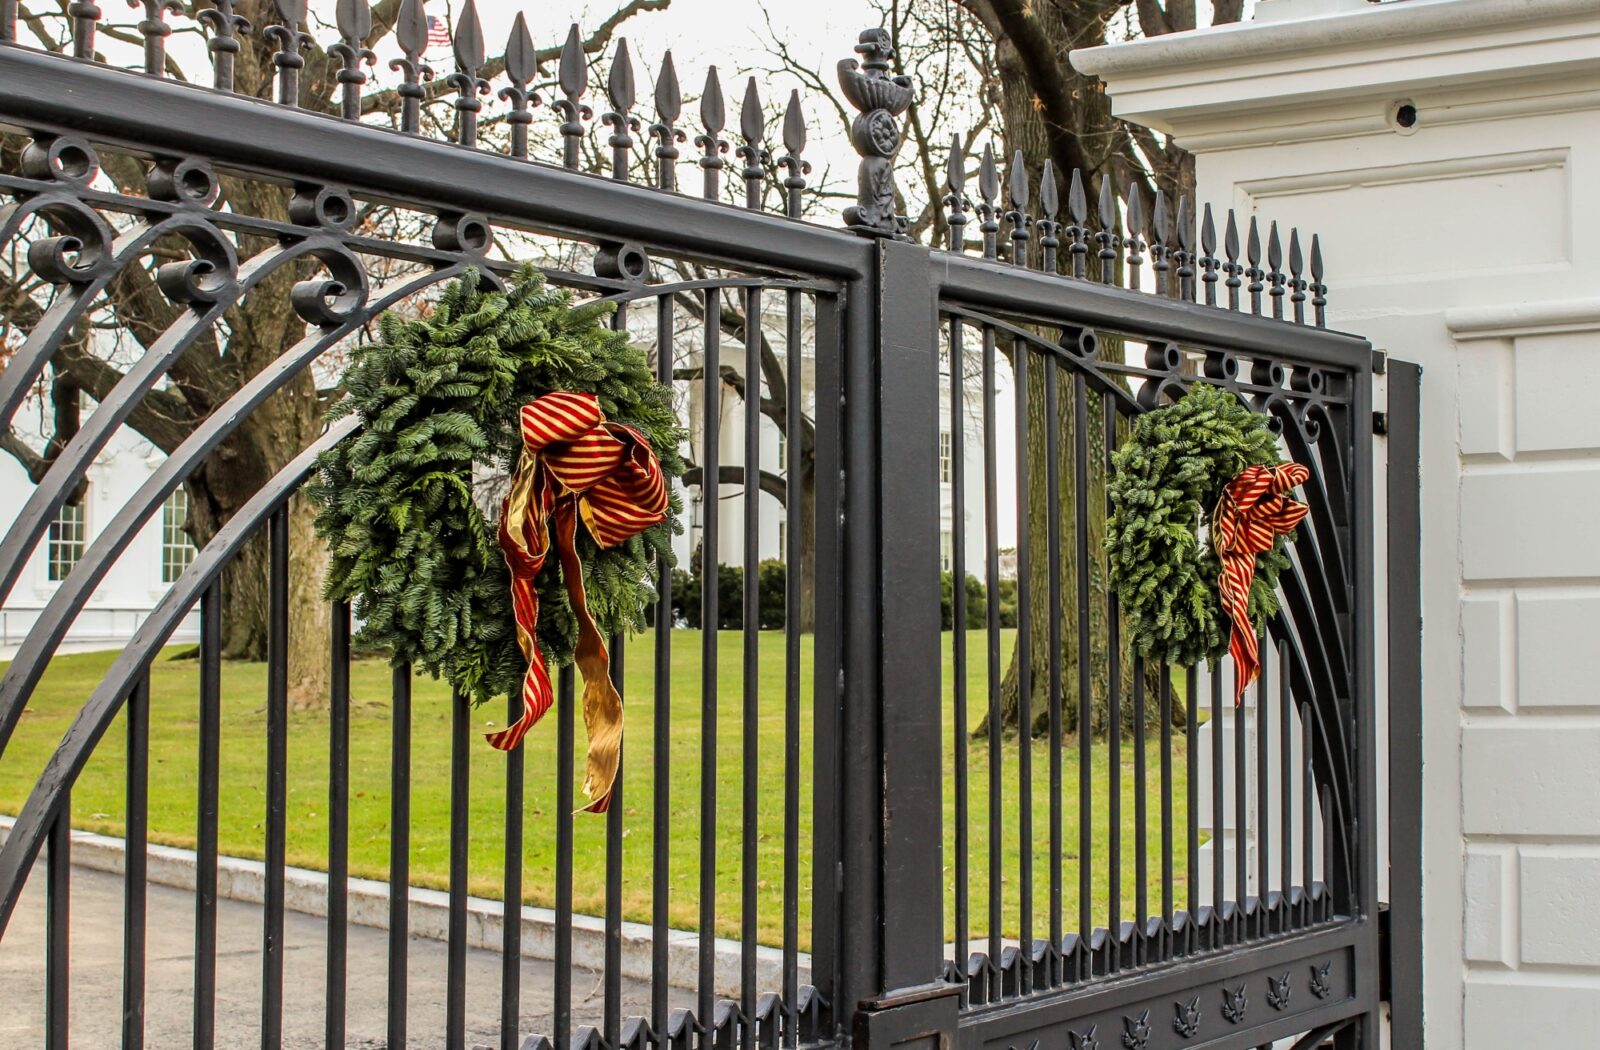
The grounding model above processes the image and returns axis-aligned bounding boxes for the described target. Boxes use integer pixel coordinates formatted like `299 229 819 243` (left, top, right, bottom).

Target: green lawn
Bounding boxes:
0 631 1188 949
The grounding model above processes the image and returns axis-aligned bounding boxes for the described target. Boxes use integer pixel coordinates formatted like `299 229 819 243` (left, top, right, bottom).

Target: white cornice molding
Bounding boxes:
1446 297 1600 340
1068 0 1600 140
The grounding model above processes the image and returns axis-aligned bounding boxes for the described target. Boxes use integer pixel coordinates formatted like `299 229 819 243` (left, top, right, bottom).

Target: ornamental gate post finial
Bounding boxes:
837 27 913 238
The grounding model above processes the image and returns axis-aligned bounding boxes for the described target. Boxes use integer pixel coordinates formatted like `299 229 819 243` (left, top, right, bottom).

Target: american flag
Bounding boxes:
426 15 451 50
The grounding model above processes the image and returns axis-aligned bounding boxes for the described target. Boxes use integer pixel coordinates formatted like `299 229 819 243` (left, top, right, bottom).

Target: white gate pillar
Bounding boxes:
1073 3 1600 1047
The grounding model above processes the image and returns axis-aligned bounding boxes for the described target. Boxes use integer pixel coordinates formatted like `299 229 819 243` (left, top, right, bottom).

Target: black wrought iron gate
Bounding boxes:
0 6 1381 1050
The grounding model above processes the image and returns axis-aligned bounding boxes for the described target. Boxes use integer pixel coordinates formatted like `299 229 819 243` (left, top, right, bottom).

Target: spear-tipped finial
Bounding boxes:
128 0 184 76
1310 233 1327 327
1200 202 1219 306
197 0 250 92
331 0 376 120
1245 214 1264 314
777 90 810 219
943 133 968 252
1095 174 1119 284
265 0 312 107
1267 220 1286 320
601 38 640 180
838 27 912 238
554 23 593 170
447 0 490 148
1174 195 1194 301
976 143 1000 260
1125 182 1146 290
1038 159 1061 274
390 0 435 134
499 12 541 159
1288 227 1307 324
650 51 686 190
695 66 729 199
1005 149 1032 266
1066 167 1088 279
1150 191 1169 296
1223 208 1243 310
736 77 767 210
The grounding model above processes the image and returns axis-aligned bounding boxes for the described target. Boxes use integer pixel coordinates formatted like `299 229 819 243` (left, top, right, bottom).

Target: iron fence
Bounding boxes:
0 5 1380 1050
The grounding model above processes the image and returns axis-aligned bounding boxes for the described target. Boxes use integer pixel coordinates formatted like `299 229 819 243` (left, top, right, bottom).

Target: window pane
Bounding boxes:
47 499 85 582
161 488 196 583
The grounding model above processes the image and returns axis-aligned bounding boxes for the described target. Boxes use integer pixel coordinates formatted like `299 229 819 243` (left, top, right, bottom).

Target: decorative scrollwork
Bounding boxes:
147 157 219 206
289 244 369 327
1068 1025 1099 1050
20 136 98 185
431 212 492 255
837 27 911 238
288 186 357 231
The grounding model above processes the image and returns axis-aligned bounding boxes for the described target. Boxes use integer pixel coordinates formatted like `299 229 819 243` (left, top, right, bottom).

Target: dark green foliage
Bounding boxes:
939 572 1019 630
310 266 684 705
1105 384 1292 668
655 559 787 629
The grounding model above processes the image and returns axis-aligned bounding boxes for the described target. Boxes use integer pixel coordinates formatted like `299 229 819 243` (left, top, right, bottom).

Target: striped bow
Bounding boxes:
1213 462 1309 705
487 391 668 812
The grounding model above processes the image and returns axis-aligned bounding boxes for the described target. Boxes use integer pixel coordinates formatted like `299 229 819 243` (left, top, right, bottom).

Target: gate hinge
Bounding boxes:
854 983 961 1050
1373 411 1388 435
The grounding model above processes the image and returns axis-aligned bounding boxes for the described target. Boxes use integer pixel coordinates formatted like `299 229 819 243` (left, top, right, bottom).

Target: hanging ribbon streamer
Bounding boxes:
1213 462 1309 705
486 391 668 812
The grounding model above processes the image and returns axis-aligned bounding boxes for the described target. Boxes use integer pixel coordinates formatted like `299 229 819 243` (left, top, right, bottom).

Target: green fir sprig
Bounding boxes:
1105 383 1293 668
310 265 684 705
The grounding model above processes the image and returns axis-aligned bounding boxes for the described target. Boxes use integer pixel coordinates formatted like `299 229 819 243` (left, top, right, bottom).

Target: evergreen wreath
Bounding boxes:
310 265 684 705
1105 383 1294 668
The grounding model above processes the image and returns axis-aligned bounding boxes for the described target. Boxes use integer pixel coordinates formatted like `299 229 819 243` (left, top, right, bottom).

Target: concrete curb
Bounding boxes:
0 816 806 997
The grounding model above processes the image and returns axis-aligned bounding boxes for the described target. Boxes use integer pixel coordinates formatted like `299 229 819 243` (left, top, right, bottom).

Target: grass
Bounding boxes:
0 631 1188 949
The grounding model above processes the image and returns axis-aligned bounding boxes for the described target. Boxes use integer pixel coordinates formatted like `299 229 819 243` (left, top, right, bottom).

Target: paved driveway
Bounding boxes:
1 864 688 1049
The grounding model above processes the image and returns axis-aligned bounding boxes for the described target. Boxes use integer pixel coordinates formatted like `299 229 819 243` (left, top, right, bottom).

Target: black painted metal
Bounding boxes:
1385 360 1423 1048
0 17 1376 1050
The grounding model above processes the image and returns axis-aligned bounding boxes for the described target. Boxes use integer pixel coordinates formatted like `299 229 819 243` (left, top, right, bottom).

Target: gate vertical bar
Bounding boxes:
1386 359 1423 1049
328 602 351 1050
196 584 221 1050
263 507 289 1050
123 672 150 1050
